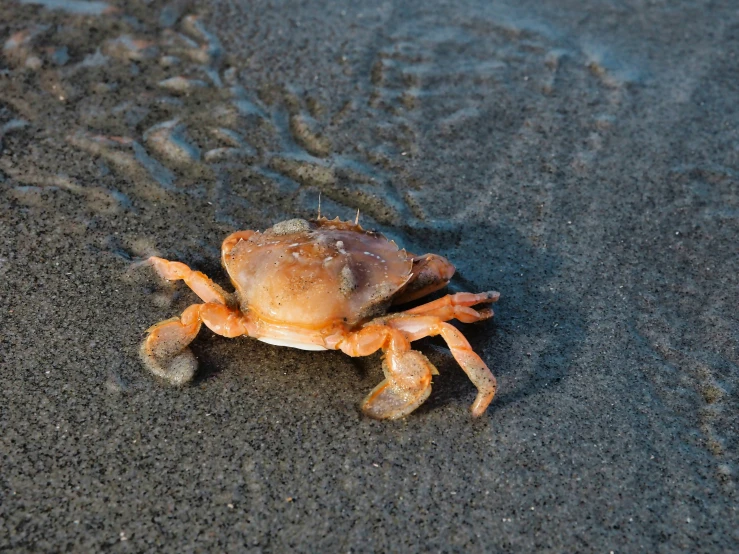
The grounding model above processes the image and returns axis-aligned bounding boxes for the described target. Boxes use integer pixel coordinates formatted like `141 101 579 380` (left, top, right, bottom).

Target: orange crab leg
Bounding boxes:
141 302 252 385
337 324 409 356
338 325 437 419
148 257 229 305
402 291 500 323
386 315 497 417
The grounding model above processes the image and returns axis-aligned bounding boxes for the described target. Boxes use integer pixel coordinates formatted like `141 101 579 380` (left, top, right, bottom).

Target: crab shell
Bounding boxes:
223 218 445 349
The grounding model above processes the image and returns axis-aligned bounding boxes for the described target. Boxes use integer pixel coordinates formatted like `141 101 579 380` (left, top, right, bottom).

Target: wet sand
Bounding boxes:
1 0 737 551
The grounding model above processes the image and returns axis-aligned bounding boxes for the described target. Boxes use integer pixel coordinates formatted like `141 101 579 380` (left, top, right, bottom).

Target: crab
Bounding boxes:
140 217 500 419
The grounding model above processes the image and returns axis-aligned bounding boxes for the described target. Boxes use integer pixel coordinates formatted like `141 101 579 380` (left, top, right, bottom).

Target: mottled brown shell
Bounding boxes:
222 218 413 328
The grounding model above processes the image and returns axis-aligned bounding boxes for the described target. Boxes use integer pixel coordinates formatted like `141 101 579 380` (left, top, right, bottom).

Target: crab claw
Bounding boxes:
361 379 432 420
140 313 199 386
140 342 197 386
361 351 435 420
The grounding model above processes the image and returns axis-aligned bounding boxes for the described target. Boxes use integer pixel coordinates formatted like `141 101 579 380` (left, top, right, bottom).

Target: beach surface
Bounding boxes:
1 0 737 551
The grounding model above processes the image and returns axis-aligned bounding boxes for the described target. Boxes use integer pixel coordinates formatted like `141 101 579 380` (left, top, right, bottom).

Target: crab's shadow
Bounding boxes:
399 220 586 417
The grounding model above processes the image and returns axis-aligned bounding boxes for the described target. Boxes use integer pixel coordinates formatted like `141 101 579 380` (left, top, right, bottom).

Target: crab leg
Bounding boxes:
141 302 251 385
147 257 229 305
386 315 497 417
402 291 500 323
338 325 437 419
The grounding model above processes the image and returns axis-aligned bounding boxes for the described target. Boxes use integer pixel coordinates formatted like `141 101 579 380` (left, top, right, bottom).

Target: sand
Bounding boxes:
1 0 737 551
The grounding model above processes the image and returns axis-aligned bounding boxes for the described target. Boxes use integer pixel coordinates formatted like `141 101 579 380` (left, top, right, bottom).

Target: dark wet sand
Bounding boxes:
1 0 738 551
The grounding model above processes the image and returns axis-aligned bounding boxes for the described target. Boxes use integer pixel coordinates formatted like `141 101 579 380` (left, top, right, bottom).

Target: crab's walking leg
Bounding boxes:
387 315 497 417
403 291 500 323
141 303 250 385
338 326 437 419
147 257 229 305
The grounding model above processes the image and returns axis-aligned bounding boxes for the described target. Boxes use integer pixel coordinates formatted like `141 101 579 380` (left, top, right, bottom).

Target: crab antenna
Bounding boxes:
317 192 322 219
355 208 360 225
